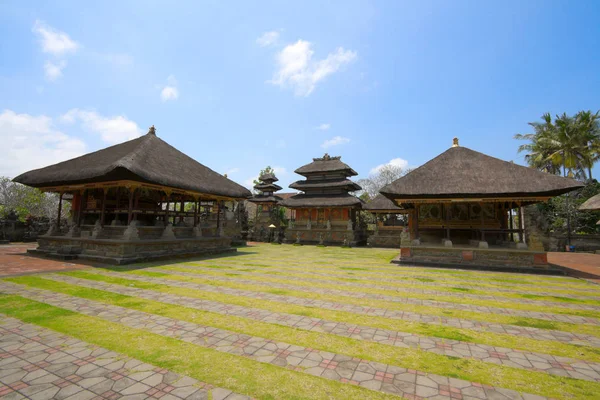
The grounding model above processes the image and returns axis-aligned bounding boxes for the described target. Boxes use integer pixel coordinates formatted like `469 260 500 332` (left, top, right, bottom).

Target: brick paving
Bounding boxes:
0 316 250 400
74 270 600 348
0 244 87 277
0 282 548 400
549 252 600 283
153 267 600 324
22 275 600 382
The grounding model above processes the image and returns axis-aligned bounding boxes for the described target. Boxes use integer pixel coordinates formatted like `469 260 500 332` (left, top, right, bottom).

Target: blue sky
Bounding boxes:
1 0 599 190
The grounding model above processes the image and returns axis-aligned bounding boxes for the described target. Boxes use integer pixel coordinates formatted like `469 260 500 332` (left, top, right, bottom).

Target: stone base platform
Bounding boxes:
284 228 363 246
393 245 565 274
28 235 235 265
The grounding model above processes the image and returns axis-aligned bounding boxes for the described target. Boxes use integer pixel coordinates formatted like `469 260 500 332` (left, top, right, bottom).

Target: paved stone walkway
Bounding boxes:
29 275 600 382
0 244 87 277
188 262 600 299
0 316 250 400
154 267 600 324
79 270 600 348
0 282 547 400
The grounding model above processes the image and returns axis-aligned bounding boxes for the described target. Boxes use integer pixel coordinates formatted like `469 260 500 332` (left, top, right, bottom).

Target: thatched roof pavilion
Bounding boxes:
579 194 600 211
382 138 584 271
364 194 404 213
14 126 251 264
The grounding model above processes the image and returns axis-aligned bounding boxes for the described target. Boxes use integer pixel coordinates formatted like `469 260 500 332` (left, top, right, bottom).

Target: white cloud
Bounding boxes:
226 167 240 175
44 60 66 81
60 109 142 144
316 123 331 131
369 157 409 175
272 166 287 175
269 40 357 96
256 31 280 47
160 75 179 102
321 136 350 149
0 109 87 178
32 20 79 56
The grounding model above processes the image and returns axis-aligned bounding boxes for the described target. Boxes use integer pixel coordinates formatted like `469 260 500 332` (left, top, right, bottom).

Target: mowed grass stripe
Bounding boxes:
184 259 600 299
0 294 402 400
5 277 600 400
50 271 600 363
160 265 600 318
101 268 600 338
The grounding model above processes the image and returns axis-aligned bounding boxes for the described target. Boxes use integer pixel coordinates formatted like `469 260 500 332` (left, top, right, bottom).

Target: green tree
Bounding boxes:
0 177 64 222
252 166 275 193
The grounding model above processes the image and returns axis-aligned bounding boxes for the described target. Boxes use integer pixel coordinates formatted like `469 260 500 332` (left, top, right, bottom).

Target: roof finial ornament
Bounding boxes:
452 137 459 147
148 125 156 135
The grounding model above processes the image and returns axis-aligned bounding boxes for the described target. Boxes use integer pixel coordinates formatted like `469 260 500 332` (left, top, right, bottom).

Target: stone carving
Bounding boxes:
342 234 349 247
64 223 81 238
347 218 353 231
295 232 301 244
122 220 140 241
307 219 312 230
400 227 411 246
162 223 176 239
193 225 203 238
91 220 103 239
326 219 331 230
44 224 59 237
318 233 324 245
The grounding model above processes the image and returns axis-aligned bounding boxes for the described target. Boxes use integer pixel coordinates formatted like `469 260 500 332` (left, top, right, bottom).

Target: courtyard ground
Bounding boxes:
1 243 600 400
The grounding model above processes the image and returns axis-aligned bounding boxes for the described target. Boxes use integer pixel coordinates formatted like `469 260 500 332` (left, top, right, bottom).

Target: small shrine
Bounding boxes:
280 154 364 245
380 138 584 271
247 172 283 241
364 194 408 247
13 126 251 264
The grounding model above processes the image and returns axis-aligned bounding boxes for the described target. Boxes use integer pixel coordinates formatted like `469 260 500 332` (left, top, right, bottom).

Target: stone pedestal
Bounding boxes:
91 221 103 239
441 239 453 247
193 226 203 238
478 241 489 249
411 239 421 246
64 225 81 238
516 242 528 250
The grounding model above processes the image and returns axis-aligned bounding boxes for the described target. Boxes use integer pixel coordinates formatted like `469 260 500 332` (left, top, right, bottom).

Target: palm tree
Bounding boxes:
514 113 561 174
574 110 600 181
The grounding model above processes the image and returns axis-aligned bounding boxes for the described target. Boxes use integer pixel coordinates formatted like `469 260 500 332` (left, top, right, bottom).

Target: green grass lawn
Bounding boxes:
2 243 600 400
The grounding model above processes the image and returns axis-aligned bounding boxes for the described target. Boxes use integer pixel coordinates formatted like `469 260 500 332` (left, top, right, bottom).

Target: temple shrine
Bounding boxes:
281 154 364 245
247 172 283 241
380 138 583 271
364 194 408 247
13 126 251 264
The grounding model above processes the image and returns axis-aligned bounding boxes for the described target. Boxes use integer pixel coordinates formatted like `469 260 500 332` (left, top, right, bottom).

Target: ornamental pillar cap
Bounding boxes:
452 137 459 147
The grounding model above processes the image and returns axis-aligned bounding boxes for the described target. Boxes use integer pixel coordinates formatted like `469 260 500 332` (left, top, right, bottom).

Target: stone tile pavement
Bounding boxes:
549 252 600 283
33 275 600 382
0 316 250 400
0 281 547 400
153 267 600 324
81 270 600 348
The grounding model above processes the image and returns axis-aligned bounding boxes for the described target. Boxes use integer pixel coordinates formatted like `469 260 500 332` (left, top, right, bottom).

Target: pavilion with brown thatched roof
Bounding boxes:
13 126 251 264
380 138 584 271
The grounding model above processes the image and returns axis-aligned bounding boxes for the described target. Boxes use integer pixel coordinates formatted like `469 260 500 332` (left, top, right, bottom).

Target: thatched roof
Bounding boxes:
259 172 278 183
364 194 405 212
579 194 600 211
254 183 283 192
14 128 252 199
380 144 583 200
295 154 358 176
247 195 282 204
289 179 361 191
279 193 363 208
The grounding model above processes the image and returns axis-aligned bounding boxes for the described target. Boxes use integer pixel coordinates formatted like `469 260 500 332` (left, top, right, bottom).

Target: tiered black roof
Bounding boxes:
280 154 363 208
249 171 283 204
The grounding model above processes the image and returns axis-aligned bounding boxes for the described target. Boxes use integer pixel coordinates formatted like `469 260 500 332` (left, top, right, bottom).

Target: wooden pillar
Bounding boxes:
133 189 139 221
480 202 485 241
56 192 63 231
445 203 450 240
193 200 198 227
165 193 170 224
127 188 135 224
518 202 525 243
179 200 185 223
77 190 86 227
217 201 221 235
100 189 107 227
414 206 420 240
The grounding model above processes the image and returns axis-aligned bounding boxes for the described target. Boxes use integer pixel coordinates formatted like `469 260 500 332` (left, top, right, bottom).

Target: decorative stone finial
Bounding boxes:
452 137 459 147
148 125 156 135
224 173 228 178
